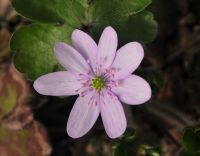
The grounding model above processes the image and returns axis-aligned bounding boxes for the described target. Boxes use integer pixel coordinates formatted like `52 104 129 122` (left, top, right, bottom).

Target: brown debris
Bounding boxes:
0 64 33 130
0 121 52 156
0 28 11 61
0 0 10 18
0 65 52 156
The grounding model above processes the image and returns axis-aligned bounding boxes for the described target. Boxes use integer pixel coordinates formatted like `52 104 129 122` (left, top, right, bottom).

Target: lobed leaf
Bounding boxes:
11 0 88 27
91 11 158 45
10 24 73 80
10 0 158 80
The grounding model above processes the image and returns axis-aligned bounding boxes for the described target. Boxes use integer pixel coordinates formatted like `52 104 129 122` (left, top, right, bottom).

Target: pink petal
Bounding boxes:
100 90 126 138
72 29 98 70
111 42 144 80
67 92 100 138
54 42 90 74
112 75 151 105
98 26 118 68
33 71 82 96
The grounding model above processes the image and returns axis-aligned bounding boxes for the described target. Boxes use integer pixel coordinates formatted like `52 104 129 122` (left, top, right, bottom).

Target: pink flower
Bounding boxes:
33 26 151 138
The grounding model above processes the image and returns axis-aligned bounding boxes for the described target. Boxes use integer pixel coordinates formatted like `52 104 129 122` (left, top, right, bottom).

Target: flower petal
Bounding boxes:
100 90 126 138
67 92 100 138
98 26 118 68
72 29 98 70
112 75 151 105
111 42 144 80
33 71 82 96
54 42 90 74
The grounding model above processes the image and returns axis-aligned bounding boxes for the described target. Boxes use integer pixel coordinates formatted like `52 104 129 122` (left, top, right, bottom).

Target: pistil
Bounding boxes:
92 76 105 91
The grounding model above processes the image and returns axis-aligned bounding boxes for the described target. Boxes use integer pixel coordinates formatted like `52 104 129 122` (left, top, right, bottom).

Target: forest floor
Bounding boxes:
0 0 199 156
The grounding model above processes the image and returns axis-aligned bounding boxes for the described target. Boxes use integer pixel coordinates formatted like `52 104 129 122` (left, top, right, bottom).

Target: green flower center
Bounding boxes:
92 76 105 91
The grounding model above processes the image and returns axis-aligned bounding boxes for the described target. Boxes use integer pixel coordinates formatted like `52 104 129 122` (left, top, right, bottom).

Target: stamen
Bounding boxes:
91 76 105 91
75 73 91 94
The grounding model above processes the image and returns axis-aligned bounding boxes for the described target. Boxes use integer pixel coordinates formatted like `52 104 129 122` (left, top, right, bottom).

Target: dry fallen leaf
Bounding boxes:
0 121 52 156
0 64 52 156
0 64 33 130
0 0 10 18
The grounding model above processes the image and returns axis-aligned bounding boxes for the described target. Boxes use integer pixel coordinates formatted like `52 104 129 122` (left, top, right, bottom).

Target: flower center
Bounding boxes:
92 76 105 91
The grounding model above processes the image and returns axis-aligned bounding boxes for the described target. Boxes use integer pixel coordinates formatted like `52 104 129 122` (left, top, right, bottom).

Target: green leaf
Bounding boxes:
137 144 162 156
112 145 127 156
119 128 136 142
182 127 200 153
90 0 151 21
91 11 158 45
111 129 136 156
10 23 73 80
89 0 157 44
10 0 158 80
11 0 88 26
118 11 158 44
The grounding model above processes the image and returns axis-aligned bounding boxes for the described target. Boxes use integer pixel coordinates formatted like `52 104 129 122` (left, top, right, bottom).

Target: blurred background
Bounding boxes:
0 0 199 156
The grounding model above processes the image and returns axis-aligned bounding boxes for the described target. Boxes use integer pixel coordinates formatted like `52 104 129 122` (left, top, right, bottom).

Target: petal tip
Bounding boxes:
107 122 127 139
54 41 64 47
141 79 152 103
144 83 152 102
66 127 79 139
72 29 82 37
137 42 144 58
103 26 117 35
128 41 145 64
137 80 152 104
105 26 114 30
54 42 65 54
33 79 42 94
131 41 144 55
